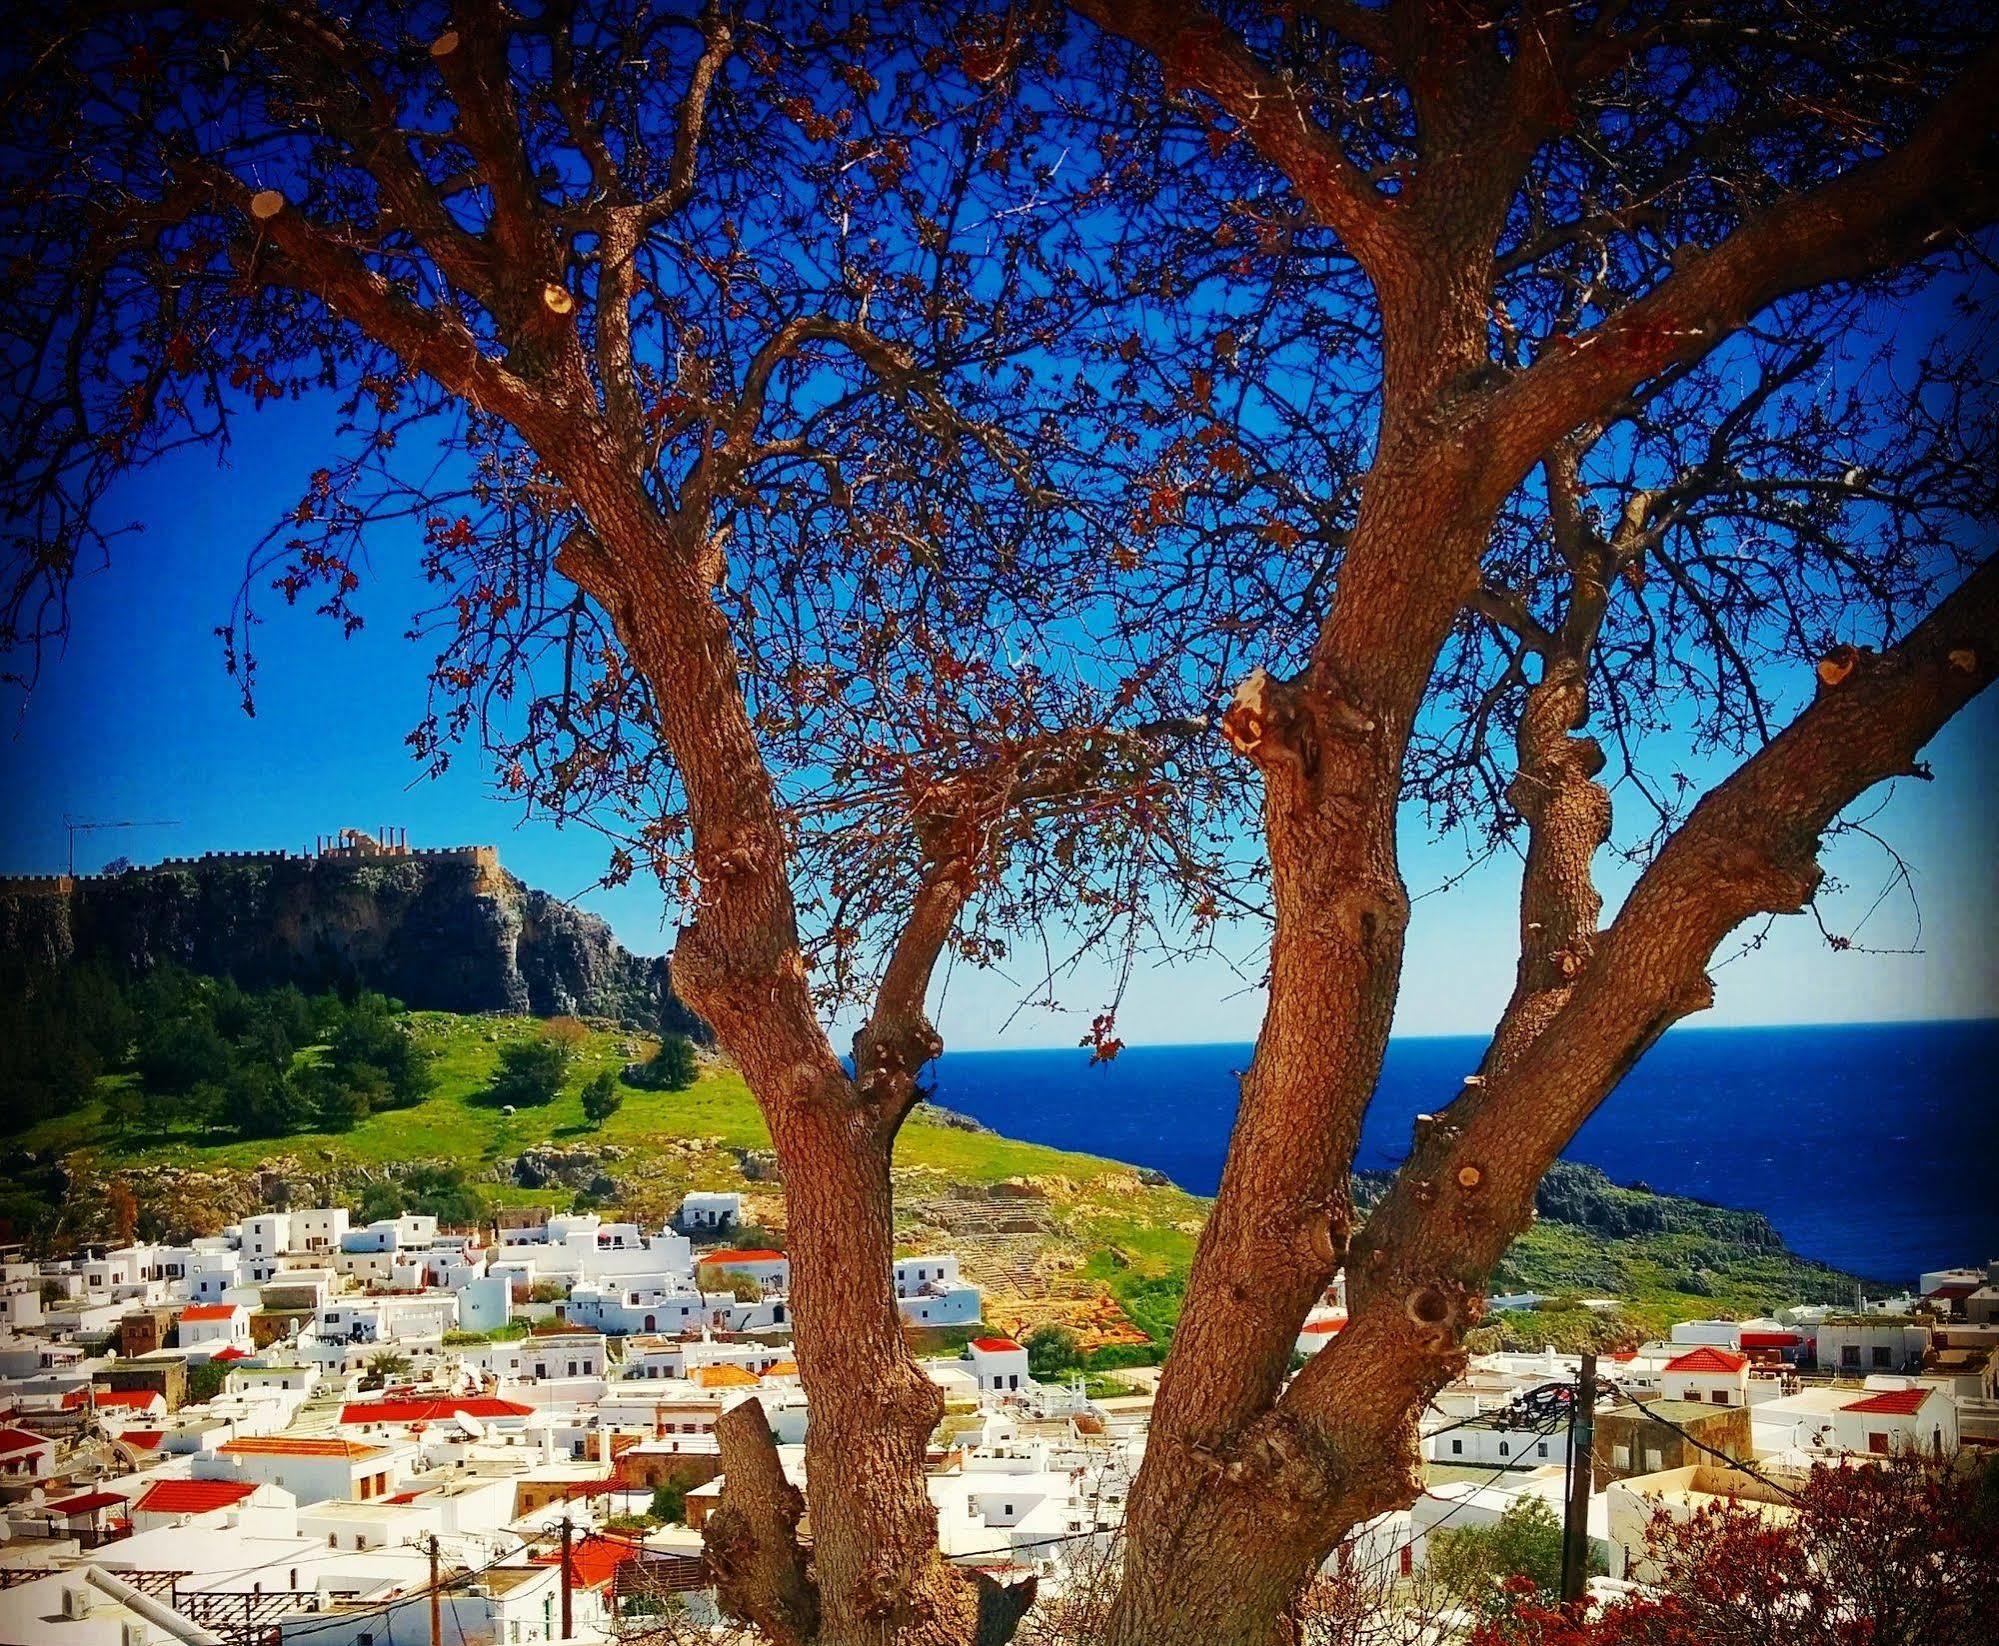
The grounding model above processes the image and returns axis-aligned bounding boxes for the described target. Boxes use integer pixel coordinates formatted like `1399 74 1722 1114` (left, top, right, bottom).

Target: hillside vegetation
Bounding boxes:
5 1004 1861 1354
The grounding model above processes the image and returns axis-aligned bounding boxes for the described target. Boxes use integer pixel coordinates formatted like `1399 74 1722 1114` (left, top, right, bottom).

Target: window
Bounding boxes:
1872 1346 1893 1369
1644 1448 1663 1471
1537 1442 1549 1458
1713 1390 1730 1405
1449 1439 1463 1456
1868 1432 1890 1455
1498 1442 1510 1458
1841 1345 1862 1368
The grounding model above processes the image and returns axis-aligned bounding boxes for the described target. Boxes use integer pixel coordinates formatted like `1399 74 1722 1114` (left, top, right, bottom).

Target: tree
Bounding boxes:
490 1036 573 1108
106 1181 138 1247
221 1062 311 1138
1024 1326 1082 1381
1477 1453 1999 1646
327 995 434 1107
582 1069 624 1127
636 1034 700 1093
651 1480 691 1526
1427 1497 1571 1620
1041 8 1999 1639
4 5 1996 1644
360 1350 411 1391
133 1015 232 1097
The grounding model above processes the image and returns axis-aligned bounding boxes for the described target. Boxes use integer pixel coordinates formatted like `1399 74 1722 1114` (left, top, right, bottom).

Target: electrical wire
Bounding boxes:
1598 1377 1805 1503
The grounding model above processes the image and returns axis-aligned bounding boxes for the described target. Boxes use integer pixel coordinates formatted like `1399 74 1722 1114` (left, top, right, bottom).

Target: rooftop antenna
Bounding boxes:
63 815 179 877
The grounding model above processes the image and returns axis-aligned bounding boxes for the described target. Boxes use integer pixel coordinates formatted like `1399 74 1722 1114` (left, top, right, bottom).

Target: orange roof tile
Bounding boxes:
694 1365 759 1388
1842 1387 1931 1416
702 1249 784 1265
1663 1346 1748 1375
134 1478 256 1515
970 1338 1023 1354
179 1304 242 1322
218 1436 385 1459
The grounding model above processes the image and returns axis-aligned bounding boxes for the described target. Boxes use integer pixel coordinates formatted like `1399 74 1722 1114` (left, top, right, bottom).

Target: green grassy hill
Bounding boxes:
9 1010 1861 1355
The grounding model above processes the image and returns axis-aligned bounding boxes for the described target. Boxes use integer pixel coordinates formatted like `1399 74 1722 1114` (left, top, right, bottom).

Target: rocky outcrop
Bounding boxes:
0 850 707 1037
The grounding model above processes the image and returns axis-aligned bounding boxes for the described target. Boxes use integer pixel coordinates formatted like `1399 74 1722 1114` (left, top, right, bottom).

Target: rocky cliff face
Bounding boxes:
0 852 706 1037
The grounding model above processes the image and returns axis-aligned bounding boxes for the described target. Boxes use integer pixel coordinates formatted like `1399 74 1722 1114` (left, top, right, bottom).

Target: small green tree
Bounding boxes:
581 1070 624 1127
222 1063 311 1138
649 1480 689 1525
135 1014 232 1095
636 1034 699 1092
1428 1496 1577 1617
1025 1325 1083 1380
490 1035 572 1107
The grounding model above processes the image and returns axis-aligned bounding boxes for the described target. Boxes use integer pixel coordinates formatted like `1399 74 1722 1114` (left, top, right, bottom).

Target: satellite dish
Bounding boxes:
456 1413 486 1440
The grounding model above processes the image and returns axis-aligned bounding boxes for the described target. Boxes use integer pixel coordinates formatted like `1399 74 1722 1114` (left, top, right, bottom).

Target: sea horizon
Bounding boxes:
926 1018 1999 1287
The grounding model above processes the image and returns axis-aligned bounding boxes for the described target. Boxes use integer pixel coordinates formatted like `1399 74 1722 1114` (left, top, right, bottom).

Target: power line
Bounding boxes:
1597 1376 1804 1504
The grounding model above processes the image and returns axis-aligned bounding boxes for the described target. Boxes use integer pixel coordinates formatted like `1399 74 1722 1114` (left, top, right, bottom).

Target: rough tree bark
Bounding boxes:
1073 7 1999 1642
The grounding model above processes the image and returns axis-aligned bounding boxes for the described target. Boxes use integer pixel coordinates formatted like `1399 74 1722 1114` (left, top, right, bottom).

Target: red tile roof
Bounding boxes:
702 1249 784 1265
1300 1316 1348 1336
134 1478 256 1515
218 1436 384 1459
0 1426 50 1457
179 1304 242 1322
1842 1387 1932 1416
121 1430 165 1451
1739 1331 1803 1351
339 1397 534 1426
90 1389 164 1410
970 1338 1024 1354
211 1346 251 1362
46 1490 128 1515
1664 1346 1748 1375
533 1532 637 1591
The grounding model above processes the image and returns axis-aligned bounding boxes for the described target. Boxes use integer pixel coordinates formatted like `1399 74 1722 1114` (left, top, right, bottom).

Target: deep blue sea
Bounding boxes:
926 1020 1999 1286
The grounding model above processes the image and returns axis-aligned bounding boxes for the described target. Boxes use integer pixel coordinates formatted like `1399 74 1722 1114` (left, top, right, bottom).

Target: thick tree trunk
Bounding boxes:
551 472 988 1645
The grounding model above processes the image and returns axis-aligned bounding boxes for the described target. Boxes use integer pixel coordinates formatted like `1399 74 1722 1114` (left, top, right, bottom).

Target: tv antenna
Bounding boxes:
63 815 180 877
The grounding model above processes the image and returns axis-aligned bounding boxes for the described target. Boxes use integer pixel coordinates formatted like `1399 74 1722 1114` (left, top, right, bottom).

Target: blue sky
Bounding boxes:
3 396 1994 1050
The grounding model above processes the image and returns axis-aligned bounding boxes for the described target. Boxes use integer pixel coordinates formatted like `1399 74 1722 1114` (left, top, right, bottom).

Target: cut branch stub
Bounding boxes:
249 189 286 221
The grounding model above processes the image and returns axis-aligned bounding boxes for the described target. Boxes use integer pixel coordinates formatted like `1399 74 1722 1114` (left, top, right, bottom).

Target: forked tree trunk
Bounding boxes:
553 479 992 1644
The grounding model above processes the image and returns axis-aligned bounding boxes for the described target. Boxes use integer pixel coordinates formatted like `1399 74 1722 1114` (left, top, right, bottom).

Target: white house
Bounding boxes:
1816 1319 1930 1375
178 1302 253 1355
964 1337 1031 1396
522 1331 610 1383
565 1280 708 1336
679 1191 741 1233
128 1475 287 1531
1833 1383 1957 1456
893 1254 983 1328
1660 1346 1750 1407
290 1208 351 1254
201 1435 405 1504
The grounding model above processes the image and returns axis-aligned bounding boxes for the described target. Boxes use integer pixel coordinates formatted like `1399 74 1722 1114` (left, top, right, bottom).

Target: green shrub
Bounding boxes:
490 1036 573 1106
1025 1324 1082 1379
581 1070 624 1127
630 1034 698 1091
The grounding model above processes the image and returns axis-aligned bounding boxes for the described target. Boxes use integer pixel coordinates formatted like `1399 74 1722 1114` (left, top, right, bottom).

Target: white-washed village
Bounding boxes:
3 1192 1995 1644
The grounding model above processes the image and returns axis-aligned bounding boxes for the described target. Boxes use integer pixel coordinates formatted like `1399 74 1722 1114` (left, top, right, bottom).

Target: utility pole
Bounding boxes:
1561 1349 1597 1608
428 1533 442 1646
559 1515 574 1641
